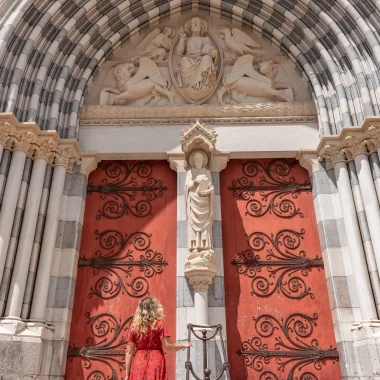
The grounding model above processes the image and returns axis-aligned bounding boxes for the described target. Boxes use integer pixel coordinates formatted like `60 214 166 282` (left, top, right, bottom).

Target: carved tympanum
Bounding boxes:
94 16 301 108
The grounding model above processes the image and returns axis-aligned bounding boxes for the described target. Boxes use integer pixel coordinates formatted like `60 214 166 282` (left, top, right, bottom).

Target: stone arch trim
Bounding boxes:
0 1 380 138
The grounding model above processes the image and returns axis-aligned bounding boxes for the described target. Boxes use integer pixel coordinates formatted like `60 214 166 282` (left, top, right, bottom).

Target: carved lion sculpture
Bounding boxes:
102 57 176 106
217 55 292 104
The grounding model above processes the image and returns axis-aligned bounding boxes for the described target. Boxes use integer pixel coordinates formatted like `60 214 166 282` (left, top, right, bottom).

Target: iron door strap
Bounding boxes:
87 161 168 219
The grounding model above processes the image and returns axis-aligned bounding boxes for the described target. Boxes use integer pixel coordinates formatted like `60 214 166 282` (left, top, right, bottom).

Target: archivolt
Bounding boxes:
0 0 380 138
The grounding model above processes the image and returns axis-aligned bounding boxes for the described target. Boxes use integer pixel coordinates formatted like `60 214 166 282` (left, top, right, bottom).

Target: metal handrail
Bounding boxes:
185 324 231 380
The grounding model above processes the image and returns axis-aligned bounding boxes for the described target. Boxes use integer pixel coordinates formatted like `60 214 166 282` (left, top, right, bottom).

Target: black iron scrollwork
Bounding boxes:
68 312 132 380
228 160 311 219
238 313 339 380
232 229 323 300
87 161 168 219
79 230 167 299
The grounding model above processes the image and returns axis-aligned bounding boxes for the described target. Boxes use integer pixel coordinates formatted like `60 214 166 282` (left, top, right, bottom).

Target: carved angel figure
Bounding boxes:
218 28 262 57
217 55 291 104
102 57 175 106
185 150 215 252
137 27 175 62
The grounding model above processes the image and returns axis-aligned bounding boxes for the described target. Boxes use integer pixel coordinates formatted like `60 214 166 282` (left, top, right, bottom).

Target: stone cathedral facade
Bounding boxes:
1 1 380 379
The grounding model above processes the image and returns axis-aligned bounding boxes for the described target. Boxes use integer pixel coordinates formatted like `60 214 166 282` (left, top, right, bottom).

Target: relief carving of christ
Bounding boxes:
185 150 215 252
176 17 217 101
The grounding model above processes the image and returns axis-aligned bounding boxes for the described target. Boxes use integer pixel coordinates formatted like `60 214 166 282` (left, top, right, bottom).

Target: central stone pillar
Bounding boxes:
168 120 229 379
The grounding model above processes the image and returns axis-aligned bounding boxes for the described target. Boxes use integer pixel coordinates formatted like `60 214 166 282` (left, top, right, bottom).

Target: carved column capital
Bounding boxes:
167 153 186 173
33 138 59 163
366 126 380 153
184 267 216 292
12 131 38 154
343 136 368 160
80 153 100 177
296 151 320 175
0 122 16 147
54 147 80 171
210 154 230 172
320 144 346 169
188 275 213 292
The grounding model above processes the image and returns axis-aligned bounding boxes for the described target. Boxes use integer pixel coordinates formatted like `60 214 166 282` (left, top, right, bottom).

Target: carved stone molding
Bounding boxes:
343 136 368 160
367 126 380 152
79 102 317 123
296 151 320 175
33 138 58 163
301 117 380 169
80 153 101 177
54 147 81 170
321 144 347 169
0 113 97 173
11 131 38 154
0 122 16 147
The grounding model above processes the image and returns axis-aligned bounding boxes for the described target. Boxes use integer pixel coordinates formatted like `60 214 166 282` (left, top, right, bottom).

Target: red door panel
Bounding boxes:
66 161 177 380
221 159 341 380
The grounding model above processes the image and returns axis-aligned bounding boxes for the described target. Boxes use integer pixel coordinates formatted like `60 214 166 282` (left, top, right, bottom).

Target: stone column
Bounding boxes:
30 148 79 321
0 132 35 286
344 136 380 275
0 122 14 164
320 146 378 320
5 139 57 318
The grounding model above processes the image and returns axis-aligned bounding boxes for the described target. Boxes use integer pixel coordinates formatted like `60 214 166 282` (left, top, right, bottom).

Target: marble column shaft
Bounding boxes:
0 149 26 286
353 153 380 274
30 164 66 320
5 157 48 317
334 161 378 319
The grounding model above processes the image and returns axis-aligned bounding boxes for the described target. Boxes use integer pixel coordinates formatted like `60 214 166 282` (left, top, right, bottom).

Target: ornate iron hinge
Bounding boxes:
228 159 311 218
87 161 168 219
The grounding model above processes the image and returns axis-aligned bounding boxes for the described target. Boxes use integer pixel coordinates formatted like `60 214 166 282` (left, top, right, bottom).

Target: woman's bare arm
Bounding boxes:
162 337 192 352
125 342 135 380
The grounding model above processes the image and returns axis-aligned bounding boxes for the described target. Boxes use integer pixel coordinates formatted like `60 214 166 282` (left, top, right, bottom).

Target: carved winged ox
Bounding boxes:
103 57 175 106
217 55 292 104
218 28 262 57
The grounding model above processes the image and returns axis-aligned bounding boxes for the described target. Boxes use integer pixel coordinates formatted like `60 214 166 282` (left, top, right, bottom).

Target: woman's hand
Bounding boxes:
125 376 129 380
182 342 192 350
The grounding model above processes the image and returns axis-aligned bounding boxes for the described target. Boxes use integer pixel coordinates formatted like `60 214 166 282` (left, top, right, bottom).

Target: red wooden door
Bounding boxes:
221 159 341 380
65 161 177 380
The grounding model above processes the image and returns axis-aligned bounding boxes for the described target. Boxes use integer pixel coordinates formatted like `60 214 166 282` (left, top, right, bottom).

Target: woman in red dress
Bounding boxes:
125 297 191 380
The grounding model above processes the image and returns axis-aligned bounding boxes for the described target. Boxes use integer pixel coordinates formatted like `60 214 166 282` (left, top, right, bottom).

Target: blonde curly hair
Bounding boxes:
130 297 165 339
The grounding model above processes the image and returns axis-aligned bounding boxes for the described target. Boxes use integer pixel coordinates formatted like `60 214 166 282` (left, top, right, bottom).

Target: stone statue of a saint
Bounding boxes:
185 150 215 252
176 17 217 94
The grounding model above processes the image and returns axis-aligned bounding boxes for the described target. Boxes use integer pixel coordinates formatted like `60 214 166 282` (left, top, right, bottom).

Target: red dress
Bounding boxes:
127 320 171 380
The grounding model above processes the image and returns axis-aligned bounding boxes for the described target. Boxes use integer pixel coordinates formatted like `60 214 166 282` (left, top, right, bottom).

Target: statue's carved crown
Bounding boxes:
180 119 217 154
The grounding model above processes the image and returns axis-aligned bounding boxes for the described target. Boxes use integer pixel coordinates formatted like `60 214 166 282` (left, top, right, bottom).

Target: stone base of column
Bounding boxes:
0 318 65 379
341 320 380 379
